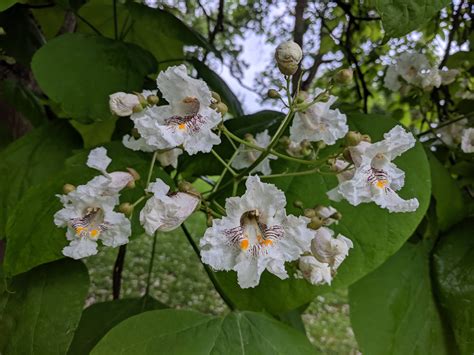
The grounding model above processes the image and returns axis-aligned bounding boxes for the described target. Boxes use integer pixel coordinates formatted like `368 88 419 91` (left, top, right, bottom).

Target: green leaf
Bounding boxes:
426 150 466 232
68 297 167 355
0 0 19 12
0 259 89 354
433 219 474 355
90 309 315 354
127 3 219 60
0 120 82 238
212 114 431 315
190 59 244 117
349 241 449 355
0 78 48 127
374 0 450 38
31 5 67 39
3 143 157 276
31 33 157 123
70 118 117 148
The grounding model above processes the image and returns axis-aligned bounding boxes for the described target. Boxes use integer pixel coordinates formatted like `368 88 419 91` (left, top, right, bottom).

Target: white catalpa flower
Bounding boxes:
328 125 419 213
461 128 474 153
314 206 339 226
437 119 468 147
298 256 332 286
310 227 353 271
109 92 140 117
396 52 430 85
200 176 315 289
290 89 348 145
231 130 276 175
54 148 132 259
440 69 459 85
419 68 442 91
383 66 402 92
140 179 200 235
123 65 221 155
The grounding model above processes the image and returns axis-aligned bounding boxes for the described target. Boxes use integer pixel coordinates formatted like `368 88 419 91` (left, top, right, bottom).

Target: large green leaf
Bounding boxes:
190 59 244 117
31 33 157 123
212 114 431 315
0 120 82 238
90 309 315 354
427 150 466 232
68 297 167 355
433 219 474 355
0 259 89 354
349 241 449 355
3 143 158 276
373 0 450 38
0 0 19 12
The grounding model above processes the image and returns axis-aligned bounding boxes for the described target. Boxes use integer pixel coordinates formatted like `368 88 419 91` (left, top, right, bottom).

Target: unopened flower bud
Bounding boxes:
308 216 324 230
334 68 353 84
293 200 304 210
279 136 291 148
207 214 214 227
147 95 159 105
301 140 313 157
118 202 133 216
137 93 147 107
275 41 303 76
215 102 228 116
345 131 362 147
126 167 141 181
304 208 316 218
177 180 200 198
342 148 353 164
332 211 342 220
316 91 330 103
267 89 281 99
211 91 222 103
244 133 255 143
109 92 140 116
63 183 76 194
361 134 371 143
132 104 143 113
295 91 307 104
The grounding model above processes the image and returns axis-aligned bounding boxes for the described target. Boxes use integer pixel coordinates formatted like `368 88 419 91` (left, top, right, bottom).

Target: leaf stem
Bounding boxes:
211 149 237 176
146 151 158 189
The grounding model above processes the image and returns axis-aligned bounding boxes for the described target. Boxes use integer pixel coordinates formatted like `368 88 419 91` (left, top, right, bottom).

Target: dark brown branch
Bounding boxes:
209 0 225 45
440 0 464 68
292 0 309 90
301 54 324 91
112 245 127 299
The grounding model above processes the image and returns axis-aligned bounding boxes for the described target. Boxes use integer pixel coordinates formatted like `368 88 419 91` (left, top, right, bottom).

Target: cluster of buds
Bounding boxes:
342 131 371 164
304 205 342 230
279 136 314 157
210 91 228 116
109 91 159 117
275 41 303 76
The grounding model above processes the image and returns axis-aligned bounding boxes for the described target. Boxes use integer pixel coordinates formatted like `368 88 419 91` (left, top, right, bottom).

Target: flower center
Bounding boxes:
224 209 284 256
367 168 390 190
70 207 109 240
165 96 205 133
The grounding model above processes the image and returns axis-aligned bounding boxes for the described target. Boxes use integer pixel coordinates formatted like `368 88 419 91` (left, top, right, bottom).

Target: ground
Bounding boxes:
85 214 358 354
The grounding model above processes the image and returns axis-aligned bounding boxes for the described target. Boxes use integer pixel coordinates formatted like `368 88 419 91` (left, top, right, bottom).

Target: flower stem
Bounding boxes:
180 224 235 311
146 151 158 189
211 149 237 176
144 232 158 298
112 245 127 299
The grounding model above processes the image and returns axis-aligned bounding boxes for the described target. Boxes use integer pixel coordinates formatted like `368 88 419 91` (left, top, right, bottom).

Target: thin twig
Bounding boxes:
112 245 127 299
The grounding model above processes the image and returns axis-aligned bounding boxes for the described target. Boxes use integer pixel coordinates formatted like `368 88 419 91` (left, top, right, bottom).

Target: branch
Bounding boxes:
440 0 464 68
209 0 225 45
292 0 309 90
112 245 127 299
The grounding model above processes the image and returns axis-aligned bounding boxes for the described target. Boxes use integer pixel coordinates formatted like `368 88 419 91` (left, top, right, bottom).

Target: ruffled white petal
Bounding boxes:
87 147 111 173
299 256 332 285
231 130 276 175
157 148 183 168
140 179 199 234
290 93 348 145
461 128 474 153
310 227 352 270
62 238 98 260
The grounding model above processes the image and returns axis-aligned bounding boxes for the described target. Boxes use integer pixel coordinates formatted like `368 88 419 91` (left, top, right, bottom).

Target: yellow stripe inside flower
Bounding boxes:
375 180 388 189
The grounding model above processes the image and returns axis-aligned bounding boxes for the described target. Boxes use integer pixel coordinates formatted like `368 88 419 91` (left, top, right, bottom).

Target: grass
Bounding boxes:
85 214 358 353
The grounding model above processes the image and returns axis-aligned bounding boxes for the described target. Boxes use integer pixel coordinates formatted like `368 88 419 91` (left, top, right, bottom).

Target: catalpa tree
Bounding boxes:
0 0 472 354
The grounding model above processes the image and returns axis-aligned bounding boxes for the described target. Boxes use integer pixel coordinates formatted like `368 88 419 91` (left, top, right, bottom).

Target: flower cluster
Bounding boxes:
328 125 419 213
54 148 135 259
53 42 422 292
384 52 459 93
